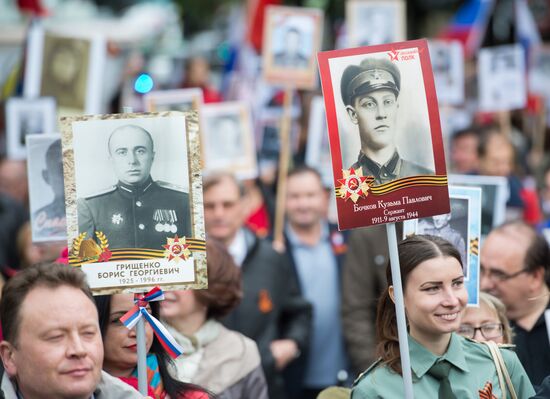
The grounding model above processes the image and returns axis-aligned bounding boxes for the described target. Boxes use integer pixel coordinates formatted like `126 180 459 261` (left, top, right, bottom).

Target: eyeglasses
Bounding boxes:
457 323 504 340
479 265 529 282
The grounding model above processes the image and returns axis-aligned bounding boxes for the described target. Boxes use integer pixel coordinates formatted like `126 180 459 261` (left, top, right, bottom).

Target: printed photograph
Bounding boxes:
263 5 324 89
202 102 258 179
346 0 406 48
478 44 526 112
318 39 449 230
61 111 207 294
528 45 550 99
26 134 67 242
429 40 464 105
5 96 57 160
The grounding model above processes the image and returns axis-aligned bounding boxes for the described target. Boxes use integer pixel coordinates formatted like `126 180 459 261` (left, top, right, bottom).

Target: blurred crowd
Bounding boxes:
0 0 550 398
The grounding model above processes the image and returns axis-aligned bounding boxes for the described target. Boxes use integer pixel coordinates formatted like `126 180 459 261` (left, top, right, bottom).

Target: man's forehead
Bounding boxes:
109 127 153 148
355 89 397 101
19 285 97 325
482 230 530 263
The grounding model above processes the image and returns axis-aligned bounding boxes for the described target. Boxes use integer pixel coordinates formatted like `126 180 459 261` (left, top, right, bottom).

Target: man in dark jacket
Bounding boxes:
203 172 312 399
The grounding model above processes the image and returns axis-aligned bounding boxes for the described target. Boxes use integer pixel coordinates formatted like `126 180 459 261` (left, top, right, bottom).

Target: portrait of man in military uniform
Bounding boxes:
76 124 191 250
273 26 310 69
27 135 67 242
340 57 434 185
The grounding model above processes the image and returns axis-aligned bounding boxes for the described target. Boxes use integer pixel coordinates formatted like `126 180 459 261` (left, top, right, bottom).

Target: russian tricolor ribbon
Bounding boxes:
119 286 184 358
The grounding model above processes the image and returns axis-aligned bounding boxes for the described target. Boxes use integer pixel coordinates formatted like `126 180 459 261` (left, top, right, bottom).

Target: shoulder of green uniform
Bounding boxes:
83 186 117 200
156 180 187 193
353 358 384 387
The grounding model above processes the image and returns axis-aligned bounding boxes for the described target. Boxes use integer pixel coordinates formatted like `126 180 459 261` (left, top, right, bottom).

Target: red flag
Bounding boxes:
247 0 281 52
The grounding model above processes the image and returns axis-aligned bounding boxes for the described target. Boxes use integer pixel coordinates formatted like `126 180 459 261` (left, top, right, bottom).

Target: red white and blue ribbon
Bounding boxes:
120 286 184 358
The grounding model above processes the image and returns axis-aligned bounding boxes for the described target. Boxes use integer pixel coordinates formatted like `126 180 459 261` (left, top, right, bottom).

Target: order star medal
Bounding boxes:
337 167 372 203
163 235 191 262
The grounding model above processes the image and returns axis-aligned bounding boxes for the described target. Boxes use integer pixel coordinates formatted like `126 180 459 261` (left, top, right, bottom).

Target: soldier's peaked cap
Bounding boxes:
341 58 401 106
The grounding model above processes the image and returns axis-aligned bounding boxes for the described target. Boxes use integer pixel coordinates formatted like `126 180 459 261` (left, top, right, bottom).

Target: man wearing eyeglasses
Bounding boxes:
480 221 550 387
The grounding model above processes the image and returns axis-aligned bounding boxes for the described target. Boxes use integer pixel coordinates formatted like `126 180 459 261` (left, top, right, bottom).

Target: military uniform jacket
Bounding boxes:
351 151 433 186
352 333 535 398
78 177 192 250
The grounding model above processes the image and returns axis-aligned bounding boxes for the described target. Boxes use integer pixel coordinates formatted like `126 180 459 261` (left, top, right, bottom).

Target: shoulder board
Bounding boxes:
353 358 383 387
156 181 186 193
85 186 116 199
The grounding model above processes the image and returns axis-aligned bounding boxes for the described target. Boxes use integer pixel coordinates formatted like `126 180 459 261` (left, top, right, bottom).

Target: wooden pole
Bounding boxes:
272 87 293 250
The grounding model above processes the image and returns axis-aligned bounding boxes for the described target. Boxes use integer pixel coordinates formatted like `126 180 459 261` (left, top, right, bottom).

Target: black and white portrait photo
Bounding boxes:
65 114 193 251
346 0 405 48
27 134 67 242
330 51 435 185
202 102 258 179
417 198 468 275
478 44 526 112
39 32 106 114
263 5 324 89
429 40 464 105
6 97 56 160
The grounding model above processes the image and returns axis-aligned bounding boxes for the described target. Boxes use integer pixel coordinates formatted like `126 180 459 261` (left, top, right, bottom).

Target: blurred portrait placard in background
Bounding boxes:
61 111 207 294
346 0 405 48
478 44 526 112
449 174 508 237
26 134 67 242
429 40 464 106
5 96 57 160
404 185 482 305
40 32 106 115
318 39 449 230
262 5 324 89
143 88 204 113
202 101 258 180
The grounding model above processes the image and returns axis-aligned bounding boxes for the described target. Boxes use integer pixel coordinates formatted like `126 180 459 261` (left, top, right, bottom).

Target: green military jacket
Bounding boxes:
352 333 535 398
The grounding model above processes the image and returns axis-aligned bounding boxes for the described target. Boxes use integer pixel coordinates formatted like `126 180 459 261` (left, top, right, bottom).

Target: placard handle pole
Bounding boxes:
386 222 414 399
136 318 148 395
122 105 147 396
273 86 293 249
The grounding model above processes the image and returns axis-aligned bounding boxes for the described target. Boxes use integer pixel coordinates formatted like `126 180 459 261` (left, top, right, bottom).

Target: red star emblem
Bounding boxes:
98 248 112 262
163 235 191 262
337 168 373 203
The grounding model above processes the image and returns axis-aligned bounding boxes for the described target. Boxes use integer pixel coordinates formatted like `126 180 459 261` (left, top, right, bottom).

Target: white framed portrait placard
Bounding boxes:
346 0 406 48
201 101 258 180
61 111 207 295
262 5 324 90
6 96 57 160
26 134 67 242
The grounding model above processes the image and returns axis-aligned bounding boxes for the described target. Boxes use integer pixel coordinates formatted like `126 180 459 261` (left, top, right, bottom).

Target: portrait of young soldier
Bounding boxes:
341 58 434 185
77 124 191 250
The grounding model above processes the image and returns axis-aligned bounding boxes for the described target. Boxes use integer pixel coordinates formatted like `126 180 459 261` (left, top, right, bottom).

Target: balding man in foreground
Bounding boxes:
77 124 191 249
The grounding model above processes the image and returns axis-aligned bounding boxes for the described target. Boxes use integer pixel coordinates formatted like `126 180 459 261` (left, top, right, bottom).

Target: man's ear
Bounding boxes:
345 105 358 124
0 341 18 377
388 285 395 304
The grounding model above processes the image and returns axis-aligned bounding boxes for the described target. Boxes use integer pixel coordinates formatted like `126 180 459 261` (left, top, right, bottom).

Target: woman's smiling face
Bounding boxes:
403 256 468 340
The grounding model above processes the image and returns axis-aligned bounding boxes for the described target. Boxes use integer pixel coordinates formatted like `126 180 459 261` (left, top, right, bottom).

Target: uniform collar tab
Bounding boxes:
117 176 154 195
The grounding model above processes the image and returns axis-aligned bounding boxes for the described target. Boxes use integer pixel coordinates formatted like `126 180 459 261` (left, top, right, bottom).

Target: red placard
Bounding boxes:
318 39 450 230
